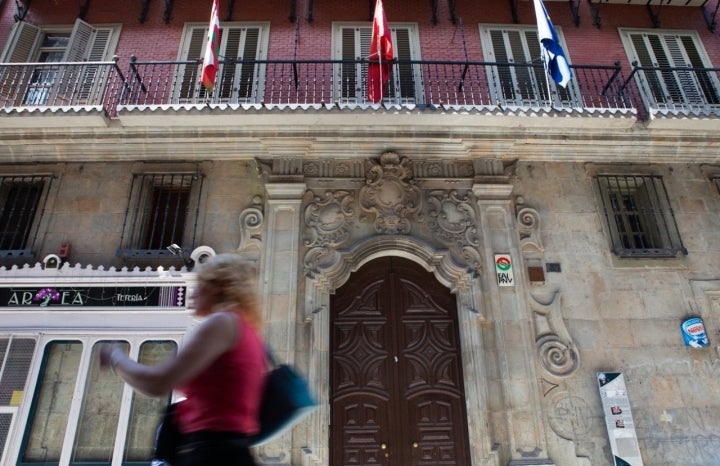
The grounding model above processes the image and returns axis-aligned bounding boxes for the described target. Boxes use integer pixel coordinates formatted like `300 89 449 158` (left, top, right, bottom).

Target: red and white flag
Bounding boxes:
201 0 221 92
367 0 393 103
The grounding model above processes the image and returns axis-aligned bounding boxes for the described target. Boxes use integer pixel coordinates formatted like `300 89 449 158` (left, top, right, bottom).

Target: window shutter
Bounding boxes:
0 21 40 62
339 25 417 103
62 18 95 62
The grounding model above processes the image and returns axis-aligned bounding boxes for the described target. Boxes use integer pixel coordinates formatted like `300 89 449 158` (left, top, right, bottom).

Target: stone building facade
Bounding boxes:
1 0 720 465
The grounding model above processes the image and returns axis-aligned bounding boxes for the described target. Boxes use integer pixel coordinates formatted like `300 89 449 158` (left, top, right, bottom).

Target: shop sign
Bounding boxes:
0 286 186 309
494 254 514 287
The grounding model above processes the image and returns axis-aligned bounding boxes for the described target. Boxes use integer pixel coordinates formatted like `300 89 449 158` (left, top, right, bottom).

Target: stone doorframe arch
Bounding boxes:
300 235 500 466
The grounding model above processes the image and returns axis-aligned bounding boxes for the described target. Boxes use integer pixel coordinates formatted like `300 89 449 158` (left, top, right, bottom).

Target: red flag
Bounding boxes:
201 0 221 92
367 0 393 103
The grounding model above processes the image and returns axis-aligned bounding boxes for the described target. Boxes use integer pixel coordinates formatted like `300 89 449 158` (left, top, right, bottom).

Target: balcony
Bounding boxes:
1 57 717 129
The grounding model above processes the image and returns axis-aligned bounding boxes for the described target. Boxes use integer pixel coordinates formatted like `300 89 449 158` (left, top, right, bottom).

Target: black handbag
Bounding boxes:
153 401 181 466
152 347 316 462
248 347 317 446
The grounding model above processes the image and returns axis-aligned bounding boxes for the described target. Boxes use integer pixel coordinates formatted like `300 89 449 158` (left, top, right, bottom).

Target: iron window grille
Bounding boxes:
117 173 204 260
596 174 687 258
0 175 53 259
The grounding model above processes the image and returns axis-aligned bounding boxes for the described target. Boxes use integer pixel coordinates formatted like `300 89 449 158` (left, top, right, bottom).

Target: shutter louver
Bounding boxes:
238 27 260 100
341 28 358 99
1 21 40 63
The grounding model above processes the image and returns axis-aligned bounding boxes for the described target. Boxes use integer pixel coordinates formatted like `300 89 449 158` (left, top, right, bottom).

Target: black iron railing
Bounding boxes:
622 62 720 117
3 57 719 121
120 58 635 113
0 60 126 113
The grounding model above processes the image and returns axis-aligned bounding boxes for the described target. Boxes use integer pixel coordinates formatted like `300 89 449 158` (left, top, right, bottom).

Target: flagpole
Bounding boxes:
542 50 553 108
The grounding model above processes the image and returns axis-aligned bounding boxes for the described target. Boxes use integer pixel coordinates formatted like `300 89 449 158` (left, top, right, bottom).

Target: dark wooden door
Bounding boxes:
330 257 470 466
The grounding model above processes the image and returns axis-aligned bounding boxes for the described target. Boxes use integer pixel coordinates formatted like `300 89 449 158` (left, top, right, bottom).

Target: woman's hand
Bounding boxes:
98 344 124 372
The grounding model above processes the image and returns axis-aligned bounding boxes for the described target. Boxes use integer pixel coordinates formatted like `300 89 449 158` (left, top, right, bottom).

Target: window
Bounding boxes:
596 174 687 258
620 29 720 112
0 175 54 258
0 338 36 465
333 23 422 105
117 173 204 260
175 22 269 103
0 19 120 107
18 338 176 465
479 25 578 108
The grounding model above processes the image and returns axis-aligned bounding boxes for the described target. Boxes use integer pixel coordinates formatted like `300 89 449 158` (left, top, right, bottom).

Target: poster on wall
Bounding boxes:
597 372 644 466
681 317 709 348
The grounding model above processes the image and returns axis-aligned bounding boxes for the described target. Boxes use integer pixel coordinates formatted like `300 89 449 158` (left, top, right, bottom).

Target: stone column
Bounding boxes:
257 182 306 466
473 182 555 466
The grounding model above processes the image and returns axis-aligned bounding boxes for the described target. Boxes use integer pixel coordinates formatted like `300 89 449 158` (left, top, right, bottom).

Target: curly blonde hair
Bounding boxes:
195 254 262 330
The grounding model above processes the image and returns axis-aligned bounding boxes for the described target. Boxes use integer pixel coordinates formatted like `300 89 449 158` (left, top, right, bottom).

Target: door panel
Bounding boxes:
331 257 469 466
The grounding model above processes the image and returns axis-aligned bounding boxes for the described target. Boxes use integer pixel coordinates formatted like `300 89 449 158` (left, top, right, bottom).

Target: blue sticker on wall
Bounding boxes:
681 317 709 348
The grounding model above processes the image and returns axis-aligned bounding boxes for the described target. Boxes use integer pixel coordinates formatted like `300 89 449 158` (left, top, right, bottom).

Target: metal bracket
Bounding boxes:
570 0 580 26
647 0 661 28
139 0 151 23
307 0 313 22
163 0 173 23
431 0 439 24
78 0 90 20
449 0 457 24
703 0 720 32
289 0 296 23
509 0 519 23
13 0 30 22
226 0 235 21
588 0 602 27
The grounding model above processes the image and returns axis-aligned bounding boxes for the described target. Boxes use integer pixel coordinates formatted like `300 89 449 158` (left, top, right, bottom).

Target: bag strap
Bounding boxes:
265 344 279 368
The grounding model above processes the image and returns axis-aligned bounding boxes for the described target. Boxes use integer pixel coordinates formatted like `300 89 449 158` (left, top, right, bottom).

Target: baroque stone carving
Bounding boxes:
237 201 264 261
359 152 422 234
427 189 482 275
303 190 355 277
517 206 544 254
530 289 579 379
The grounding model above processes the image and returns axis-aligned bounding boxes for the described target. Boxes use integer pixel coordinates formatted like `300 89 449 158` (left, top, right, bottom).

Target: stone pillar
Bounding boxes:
257 182 306 466
473 182 554 466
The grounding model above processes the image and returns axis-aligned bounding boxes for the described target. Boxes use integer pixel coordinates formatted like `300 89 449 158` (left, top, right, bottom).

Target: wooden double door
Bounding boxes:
330 257 470 465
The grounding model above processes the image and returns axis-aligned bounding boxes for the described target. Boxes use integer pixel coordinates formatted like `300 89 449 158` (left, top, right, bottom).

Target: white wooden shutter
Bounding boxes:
338 25 419 104
627 31 720 108
0 21 41 63
484 26 575 107
176 24 264 103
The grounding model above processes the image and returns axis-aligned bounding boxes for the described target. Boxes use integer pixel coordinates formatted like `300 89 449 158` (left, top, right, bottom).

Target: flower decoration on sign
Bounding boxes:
34 288 60 306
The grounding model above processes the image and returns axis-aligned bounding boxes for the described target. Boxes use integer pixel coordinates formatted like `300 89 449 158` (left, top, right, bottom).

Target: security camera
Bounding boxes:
42 254 62 269
191 246 216 265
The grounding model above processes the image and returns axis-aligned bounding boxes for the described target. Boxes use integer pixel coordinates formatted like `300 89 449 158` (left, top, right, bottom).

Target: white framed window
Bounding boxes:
175 22 269 103
479 24 579 108
332 22 423 105
620 29 720 112
14 336 177 465
595 174 687 258
0 19 121 106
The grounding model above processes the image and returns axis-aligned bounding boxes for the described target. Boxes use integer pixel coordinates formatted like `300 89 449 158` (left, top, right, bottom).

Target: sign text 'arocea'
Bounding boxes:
0 286 186 308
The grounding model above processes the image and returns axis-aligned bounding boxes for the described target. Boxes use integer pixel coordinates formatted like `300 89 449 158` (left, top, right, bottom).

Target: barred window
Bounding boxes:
0 175 53 258
117 173 204 260
596 174 687 258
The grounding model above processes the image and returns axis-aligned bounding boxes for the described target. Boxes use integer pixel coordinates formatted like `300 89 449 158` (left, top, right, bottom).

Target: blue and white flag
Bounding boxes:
533 0 572 88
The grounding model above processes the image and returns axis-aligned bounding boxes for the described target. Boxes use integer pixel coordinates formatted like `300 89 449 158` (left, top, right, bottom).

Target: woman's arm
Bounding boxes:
100 311 238 397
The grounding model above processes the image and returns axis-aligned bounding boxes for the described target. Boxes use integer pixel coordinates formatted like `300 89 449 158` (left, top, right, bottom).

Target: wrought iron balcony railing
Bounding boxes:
622 62 720 117
3 57 717 122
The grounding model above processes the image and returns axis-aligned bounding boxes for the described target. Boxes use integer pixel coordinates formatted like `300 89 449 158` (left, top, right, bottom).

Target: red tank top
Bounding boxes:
176 315 266 434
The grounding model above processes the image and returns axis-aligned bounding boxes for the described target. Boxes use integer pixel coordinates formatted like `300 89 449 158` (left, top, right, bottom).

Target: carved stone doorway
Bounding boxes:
330 256 470 465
